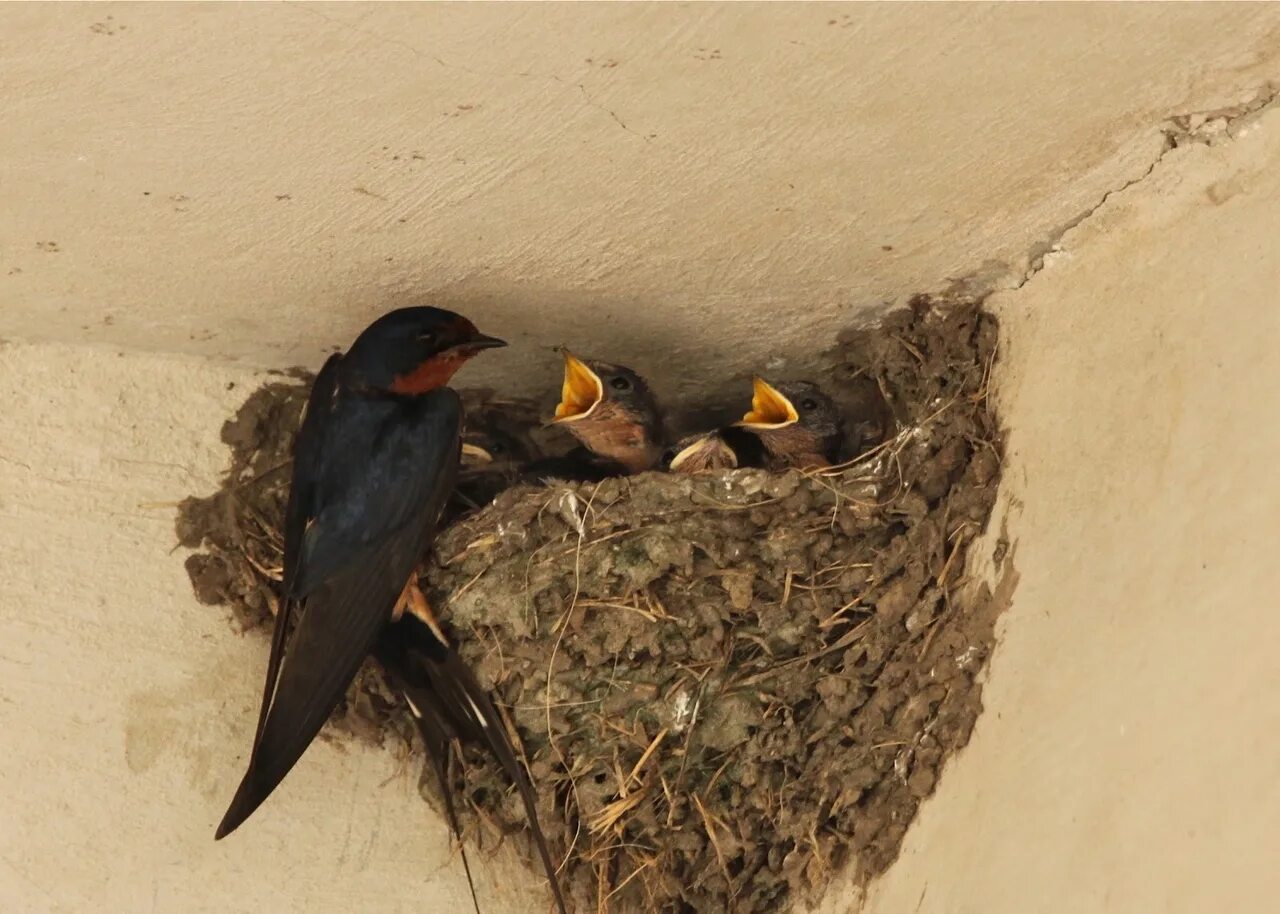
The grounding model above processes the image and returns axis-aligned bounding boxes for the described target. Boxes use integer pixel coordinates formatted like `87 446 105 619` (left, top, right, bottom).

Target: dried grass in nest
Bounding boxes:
178 298 1007 914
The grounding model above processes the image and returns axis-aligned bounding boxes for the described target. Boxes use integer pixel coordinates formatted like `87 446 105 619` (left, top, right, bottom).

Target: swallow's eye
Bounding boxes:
610 375 632 392
417 331 437 345
800 398 818 411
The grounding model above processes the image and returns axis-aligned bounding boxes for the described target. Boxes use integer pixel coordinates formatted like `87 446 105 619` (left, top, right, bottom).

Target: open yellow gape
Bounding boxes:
553 351 605 422
738 377 798 429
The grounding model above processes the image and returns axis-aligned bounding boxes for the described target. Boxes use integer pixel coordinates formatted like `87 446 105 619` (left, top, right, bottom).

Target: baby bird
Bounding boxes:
526 350 665 481
667 377 843 472
444 421 537 523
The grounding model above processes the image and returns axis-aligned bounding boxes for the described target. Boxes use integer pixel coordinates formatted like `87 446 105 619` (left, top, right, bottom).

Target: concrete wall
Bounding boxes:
3 3 1279 401
1 5 1277 913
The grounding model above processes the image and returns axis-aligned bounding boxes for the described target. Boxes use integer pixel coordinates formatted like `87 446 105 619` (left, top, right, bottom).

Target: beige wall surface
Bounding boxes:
2 4 1279 914
2 3 1279 402
858 103 1280 914
0 345 537 913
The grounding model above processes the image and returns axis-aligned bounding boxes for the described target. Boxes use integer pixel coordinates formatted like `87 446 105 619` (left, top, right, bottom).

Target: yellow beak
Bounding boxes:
553 351 604 422
460 442 494 466
668 434 739 472
738 376 798 429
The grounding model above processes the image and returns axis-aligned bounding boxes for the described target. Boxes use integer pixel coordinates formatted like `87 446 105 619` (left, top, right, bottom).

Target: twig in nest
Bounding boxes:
606 855 655 901
542 483 601 872
445 533 498 565
972 333 1000 409
702 750 739 798
589 789 645 835
684 491 784 512
916 618 944 662
817 580 878 628
578 599 667 624
509 698 604 712
667 685 703 825
692 794 733 890
596 845 611 914
543 525 657 563
645 588 669 619
242 550 283 582
733 619 872 688
237 500 285 550
624 728 668 793
448 563 492 605
935 531 966 588
816 560 874 576
892 334 927 364
235 458 291 491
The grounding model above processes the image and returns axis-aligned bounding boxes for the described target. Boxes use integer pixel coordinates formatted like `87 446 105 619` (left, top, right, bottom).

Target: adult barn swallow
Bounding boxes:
526 350 664 481
667 377 843 472
215 306 504 839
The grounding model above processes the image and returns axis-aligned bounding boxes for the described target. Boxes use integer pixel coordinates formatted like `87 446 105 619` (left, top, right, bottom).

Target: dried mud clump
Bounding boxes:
179 298 1005 914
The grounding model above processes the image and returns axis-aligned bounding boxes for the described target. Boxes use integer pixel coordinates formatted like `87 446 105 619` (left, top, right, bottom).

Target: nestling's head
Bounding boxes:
550 351 664 473
736 377 844 468
664 432 740 473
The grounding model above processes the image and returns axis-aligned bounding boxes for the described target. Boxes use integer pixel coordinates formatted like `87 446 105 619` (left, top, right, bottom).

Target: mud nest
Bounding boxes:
178 298 1006 914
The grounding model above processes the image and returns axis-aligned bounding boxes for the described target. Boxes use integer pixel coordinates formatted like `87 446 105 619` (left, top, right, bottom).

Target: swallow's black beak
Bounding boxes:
467 333 507 351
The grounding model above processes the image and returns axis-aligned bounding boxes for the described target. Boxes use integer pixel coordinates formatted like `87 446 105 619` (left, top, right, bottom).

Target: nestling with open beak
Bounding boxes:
667 377 843 472
526 350 665 481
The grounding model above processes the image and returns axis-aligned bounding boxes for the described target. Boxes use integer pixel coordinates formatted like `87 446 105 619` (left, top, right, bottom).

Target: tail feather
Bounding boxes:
400 679 482 914
379 616 568 914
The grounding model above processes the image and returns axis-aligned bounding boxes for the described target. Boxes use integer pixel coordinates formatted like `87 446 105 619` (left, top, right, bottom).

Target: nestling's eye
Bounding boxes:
800 398 818 411
610 375 632 392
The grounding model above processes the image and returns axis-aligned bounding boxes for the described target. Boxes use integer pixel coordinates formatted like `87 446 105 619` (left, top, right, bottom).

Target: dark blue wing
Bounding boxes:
249 355 341 758
292 388 461 596
282 354 342 594
217 387 462 838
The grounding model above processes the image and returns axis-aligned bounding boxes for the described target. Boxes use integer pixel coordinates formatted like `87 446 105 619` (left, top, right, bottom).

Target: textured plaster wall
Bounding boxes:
848 102 1280 914
2 3 1280 402
2 5 1279 914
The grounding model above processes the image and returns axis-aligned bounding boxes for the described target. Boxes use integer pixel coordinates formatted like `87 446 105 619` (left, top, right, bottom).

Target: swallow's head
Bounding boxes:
664 432 739 473
551 351 663 473
736 377 843 467
343 307 506 394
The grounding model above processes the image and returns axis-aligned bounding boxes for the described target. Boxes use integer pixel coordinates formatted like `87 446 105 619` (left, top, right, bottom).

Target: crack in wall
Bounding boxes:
1008 83 1279 293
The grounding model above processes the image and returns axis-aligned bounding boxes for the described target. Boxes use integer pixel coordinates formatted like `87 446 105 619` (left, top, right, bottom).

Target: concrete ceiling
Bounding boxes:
2 3 1279 406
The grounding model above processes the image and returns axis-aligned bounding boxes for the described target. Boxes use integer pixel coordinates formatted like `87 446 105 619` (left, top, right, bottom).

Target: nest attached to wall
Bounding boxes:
178 298 1006 914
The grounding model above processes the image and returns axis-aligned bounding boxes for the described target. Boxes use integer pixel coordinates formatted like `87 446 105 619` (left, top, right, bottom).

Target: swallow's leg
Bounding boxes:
394 575 452 647
392 577 414 622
